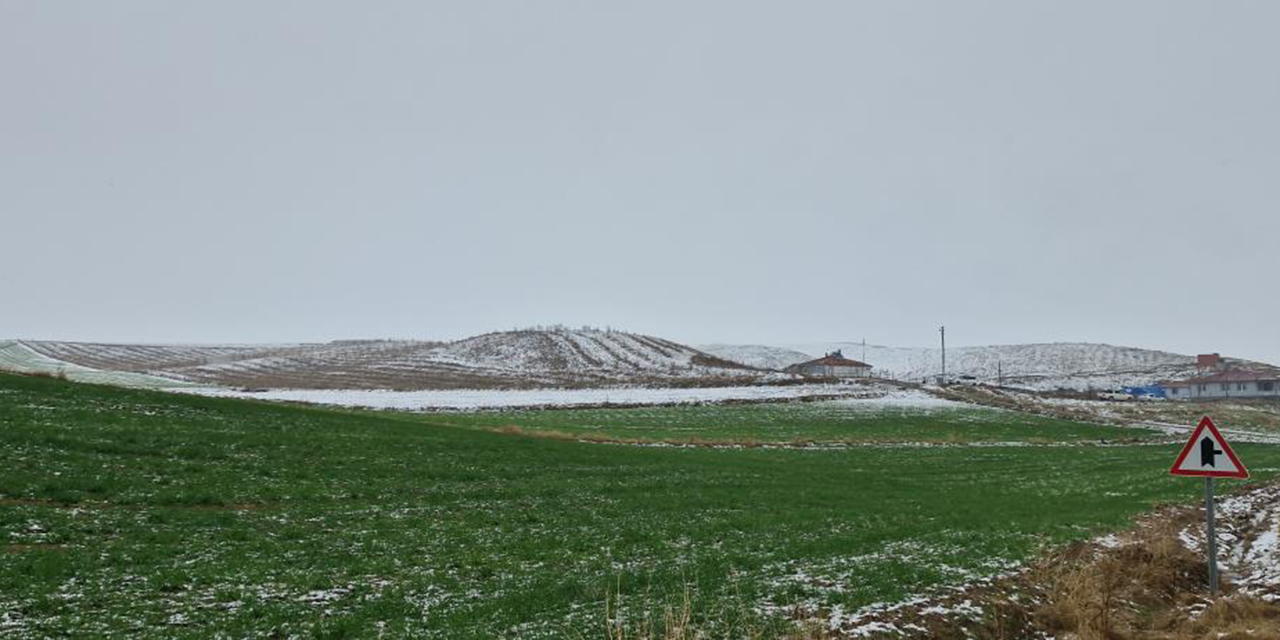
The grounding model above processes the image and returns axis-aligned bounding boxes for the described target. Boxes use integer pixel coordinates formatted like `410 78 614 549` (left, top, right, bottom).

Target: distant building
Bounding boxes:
786 350 872 378
1197 353 1222 370
1165 370 1280 400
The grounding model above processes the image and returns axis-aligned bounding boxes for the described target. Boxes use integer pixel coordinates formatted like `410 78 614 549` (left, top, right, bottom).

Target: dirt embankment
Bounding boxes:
822 482 1280 639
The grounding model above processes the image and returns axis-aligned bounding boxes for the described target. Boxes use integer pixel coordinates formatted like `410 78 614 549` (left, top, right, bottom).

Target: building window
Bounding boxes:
1261 382 1276 392
1238 383 1247 391
1198 385 1207 392
1170 387 1179 395
1221 384 1230 391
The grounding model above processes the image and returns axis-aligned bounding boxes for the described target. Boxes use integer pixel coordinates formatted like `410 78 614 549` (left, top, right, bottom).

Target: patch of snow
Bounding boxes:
179 383 870 411
1096 533 1123 549
1176 484 1280 598
828 388 962 410
0 340 191 389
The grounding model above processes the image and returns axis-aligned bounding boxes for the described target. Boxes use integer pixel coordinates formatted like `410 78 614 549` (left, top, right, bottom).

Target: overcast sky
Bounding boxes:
2 1 1278 363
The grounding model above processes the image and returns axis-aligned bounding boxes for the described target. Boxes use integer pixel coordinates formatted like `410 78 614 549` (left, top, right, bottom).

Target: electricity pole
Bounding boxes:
939 325 946 386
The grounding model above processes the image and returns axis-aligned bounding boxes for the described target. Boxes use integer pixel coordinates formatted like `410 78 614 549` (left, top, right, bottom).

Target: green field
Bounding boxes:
425 401 1155 445
2 373 1278 638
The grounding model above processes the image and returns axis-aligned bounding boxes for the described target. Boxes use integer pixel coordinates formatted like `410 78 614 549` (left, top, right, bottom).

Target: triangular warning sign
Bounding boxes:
1170 416 1248 478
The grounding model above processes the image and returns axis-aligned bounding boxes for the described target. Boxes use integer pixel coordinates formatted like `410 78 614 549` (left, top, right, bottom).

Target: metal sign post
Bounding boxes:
1205 477 1217 595
1169 416 1247 597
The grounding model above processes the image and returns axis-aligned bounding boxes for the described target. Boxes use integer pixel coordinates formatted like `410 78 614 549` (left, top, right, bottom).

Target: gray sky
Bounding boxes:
3 1 1278 363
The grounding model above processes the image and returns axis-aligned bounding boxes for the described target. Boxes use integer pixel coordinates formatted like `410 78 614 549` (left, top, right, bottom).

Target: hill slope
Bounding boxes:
0 340 193 388
12 330 760 391
695 344 815 371
790 341 1195 381
700 341 1274 391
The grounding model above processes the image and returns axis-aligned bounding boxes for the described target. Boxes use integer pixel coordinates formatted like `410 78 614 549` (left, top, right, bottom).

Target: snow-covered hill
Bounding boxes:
0 340 193 388
9 330 761 391
23 340 293 371
12 331 1273 394
695 344 814 371
701 341 1273 391
788 342 1195 381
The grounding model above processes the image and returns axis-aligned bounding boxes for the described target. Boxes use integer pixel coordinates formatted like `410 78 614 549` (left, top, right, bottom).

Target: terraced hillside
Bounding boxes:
0 341 191 389
9 330 760 391
22 341 291 372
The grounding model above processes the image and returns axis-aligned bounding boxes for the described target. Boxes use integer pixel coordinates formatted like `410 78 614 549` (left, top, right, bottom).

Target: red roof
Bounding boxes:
1165 370 1279 387
798 354 872 368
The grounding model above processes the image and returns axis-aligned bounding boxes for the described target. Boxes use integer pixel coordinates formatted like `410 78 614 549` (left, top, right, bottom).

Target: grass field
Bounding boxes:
3 373 1279 638
424 400 1158 445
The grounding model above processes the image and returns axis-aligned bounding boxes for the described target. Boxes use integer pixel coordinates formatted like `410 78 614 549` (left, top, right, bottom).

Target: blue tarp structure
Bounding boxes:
1123 385 1167 399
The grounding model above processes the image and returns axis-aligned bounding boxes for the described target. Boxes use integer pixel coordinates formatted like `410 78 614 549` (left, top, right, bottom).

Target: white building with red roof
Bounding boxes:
1165 370 1280 400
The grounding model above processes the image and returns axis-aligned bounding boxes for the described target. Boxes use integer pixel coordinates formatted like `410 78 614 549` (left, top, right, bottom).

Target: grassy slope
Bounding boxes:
1114 398 1280 433
423 402 1157 444
2 373 1278 638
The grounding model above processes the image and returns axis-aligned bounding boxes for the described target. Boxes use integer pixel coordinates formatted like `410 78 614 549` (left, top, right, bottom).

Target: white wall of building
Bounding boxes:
1173 380 1280 400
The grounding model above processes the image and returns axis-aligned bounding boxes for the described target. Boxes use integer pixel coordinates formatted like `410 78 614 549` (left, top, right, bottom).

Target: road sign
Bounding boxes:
1169 416 1249 597
1169 416 1248 478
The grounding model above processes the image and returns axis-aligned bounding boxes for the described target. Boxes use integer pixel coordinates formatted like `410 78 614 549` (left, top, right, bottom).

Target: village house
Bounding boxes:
786 350 873 379
1164 370 1280 400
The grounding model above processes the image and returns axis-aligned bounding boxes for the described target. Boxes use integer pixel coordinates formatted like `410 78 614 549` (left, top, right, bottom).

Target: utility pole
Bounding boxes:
939 325 946 386
997 360 1003 388
861 337 866 363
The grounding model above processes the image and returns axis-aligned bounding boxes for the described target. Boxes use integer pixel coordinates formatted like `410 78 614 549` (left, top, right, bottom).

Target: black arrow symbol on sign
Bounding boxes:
1199 437 1223 467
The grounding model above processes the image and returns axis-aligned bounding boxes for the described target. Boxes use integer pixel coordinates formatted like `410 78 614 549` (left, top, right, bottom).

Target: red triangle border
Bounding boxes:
1169 416 1249 478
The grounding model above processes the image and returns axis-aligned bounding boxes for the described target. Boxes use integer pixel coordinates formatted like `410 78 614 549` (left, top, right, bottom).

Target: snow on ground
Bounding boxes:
786 341 1195 380
827 388 963 410
0 340 190 389
781 341 1205 390
41 329 763 390
181 383 897 411
696 344 814 370
1177 483 1280 600
700 341 1230 391
19 333 1271 394
1128 420 1280 444
22 340 283 371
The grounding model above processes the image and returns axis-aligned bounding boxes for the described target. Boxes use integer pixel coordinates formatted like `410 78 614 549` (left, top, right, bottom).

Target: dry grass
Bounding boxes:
753 485 1280 640
1029 515 1208 639
1171 596 1280 639
597 583 837 640
1024 505 1280 640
